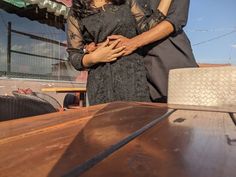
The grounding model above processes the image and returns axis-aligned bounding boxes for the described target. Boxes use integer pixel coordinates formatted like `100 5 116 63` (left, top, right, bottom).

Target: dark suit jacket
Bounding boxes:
137 0 198 102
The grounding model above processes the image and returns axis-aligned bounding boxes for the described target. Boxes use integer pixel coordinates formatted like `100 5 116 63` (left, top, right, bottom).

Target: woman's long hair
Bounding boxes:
72 0 126 18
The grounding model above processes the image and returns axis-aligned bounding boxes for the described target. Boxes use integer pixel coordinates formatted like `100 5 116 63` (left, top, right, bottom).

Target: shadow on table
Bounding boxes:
47 102 172 177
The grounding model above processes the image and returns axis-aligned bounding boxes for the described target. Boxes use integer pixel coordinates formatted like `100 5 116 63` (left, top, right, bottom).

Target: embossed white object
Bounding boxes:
168 66 236 107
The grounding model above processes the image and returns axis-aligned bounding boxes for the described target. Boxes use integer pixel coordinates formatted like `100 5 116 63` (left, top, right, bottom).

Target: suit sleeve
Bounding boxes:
165 0 190 33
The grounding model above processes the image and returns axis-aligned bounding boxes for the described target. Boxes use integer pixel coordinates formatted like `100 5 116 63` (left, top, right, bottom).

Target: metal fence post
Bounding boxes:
7 22 11 74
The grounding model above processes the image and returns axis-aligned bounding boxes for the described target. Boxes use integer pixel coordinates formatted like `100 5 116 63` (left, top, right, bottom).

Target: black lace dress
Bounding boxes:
67 0 165 105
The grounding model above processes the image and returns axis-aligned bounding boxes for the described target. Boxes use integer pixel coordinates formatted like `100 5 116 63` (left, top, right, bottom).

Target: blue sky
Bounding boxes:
187 0 236 64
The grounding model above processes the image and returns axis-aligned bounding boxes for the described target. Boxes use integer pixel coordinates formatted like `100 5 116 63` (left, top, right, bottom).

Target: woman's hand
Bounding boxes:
85 40 119 53
82 39 126 67
91 39 126 63
85 42 97 53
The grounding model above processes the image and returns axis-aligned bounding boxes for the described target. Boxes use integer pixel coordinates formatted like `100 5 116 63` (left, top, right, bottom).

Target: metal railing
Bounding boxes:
5 21 71 81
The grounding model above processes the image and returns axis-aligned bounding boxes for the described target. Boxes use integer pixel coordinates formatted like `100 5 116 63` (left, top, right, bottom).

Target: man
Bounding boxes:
109 0 198 102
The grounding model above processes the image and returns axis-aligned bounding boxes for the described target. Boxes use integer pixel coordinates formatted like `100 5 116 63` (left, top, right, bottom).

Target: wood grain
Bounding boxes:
0 102 169 177
81 110 236 177
1 102 235 177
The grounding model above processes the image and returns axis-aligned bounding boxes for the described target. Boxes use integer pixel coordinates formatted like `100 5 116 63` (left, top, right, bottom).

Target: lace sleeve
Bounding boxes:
67 12 86 71
129 0 166 33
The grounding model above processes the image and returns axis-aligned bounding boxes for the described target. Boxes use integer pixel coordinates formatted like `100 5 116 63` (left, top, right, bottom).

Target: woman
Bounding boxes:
67 0 172 105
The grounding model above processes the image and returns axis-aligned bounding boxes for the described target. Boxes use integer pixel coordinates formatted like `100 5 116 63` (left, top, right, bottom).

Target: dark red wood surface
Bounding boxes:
0 102 169 177
0 102 235 177
81 110 236 177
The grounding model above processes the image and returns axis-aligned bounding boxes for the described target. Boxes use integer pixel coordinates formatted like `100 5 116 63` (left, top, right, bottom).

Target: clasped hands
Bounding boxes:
85 35 138 62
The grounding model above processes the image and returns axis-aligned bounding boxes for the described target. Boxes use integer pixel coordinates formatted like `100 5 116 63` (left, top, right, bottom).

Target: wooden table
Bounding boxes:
41 87 87 107
0 102 235 177
41 87 86 93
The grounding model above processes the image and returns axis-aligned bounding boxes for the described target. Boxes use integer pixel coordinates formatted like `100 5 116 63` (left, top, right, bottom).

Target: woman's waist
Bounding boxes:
90 54 144 70
96 31 137 44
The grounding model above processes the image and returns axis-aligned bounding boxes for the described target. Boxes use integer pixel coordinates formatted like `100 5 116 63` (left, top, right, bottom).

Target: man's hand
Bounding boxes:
108 35 139 56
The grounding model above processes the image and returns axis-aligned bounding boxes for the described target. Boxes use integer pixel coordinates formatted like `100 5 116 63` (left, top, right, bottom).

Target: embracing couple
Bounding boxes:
67 0 198 105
